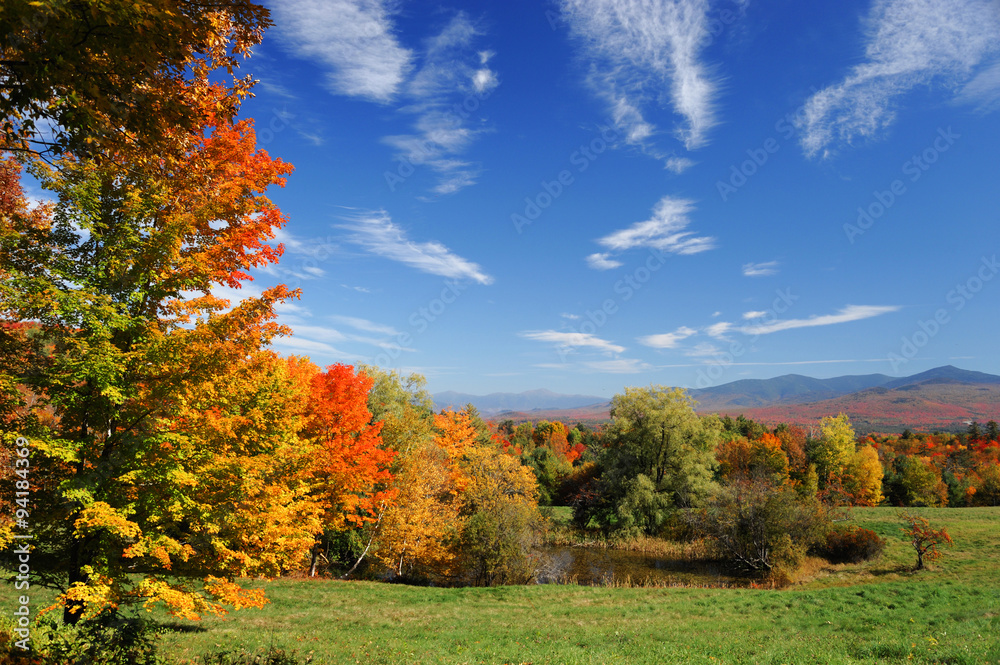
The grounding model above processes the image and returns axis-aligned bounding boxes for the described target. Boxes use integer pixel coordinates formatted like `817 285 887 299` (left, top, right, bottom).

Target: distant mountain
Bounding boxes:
698 366 1000 433
881 365 1000 389
468 366 1000 432
433 389 608 415
730 383 1000 433
688 372 893 410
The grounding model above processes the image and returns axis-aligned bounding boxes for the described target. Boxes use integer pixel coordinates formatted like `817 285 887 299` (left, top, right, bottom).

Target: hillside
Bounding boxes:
724 382 1000 433
688 372 893 410
478 366 1000 432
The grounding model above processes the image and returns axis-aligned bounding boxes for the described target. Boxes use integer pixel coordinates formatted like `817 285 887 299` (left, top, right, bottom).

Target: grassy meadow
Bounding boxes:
4 507 1000 664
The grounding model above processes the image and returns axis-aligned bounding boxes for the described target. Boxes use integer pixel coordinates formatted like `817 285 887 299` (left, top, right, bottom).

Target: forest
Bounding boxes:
1 2 999 664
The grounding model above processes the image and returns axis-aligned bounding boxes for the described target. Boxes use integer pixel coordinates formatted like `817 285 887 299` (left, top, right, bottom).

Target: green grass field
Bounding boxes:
5 507 1000 664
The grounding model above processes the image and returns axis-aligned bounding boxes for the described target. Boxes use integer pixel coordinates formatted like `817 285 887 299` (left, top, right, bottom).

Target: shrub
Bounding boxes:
0 611 166 665
815 525 886 563
687 478 829 578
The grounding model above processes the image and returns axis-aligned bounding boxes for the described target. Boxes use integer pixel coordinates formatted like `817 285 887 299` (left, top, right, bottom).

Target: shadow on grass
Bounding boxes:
158 621 209 633
866 563 914 577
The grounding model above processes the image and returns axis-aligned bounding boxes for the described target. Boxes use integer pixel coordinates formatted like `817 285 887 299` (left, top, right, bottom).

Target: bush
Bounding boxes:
0 611 166 665
687 478 828 578
815 525 886 563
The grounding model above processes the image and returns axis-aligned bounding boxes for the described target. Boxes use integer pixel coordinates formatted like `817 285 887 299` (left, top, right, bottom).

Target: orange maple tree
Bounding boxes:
0 78 308 622
302 363 396 575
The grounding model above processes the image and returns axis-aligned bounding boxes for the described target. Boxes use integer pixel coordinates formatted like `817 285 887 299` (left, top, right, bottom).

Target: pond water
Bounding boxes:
535 545 748 587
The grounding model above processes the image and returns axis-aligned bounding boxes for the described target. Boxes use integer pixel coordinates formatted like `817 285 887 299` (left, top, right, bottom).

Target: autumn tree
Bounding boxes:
899 512 952 570
842 444 884 506
811 413 856 485
1 0 271 159
0 84 302 623
458 443 542 586
373 410 474 583
301 363 395 577
716 432 790 486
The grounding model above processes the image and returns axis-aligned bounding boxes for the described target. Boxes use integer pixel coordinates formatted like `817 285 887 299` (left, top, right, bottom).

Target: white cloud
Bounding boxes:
520 330 625 354
797 0 1000 157
589 196 715 268
328 315 400 337
586 252 624 270
742 310 768 319
583 359 650 373
742 260 779 277
638 326 697 349
561 0 719 153
705 321 733 339
561 313 582 320
742 305 900 335
340 210 493 284
685 342 722 357
268 0 413 103
383 13 498 195
955 60 1000 113
664 156 696 173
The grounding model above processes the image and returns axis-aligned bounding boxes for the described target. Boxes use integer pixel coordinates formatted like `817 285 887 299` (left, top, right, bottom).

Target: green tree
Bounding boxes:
592 386 720 535
887 456 948 507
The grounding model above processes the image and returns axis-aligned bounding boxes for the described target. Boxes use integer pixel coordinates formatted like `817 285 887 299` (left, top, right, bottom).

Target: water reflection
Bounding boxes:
535 545 746 587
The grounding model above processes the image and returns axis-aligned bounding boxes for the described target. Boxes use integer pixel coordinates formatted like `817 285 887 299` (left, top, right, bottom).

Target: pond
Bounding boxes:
534 545 749 587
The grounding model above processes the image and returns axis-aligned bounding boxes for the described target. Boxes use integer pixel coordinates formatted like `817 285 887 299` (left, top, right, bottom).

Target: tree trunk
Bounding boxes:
63 535 87 625
309 542 320 577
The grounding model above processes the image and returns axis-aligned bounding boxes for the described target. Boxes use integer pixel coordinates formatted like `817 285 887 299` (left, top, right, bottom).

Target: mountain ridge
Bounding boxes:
444 366 1000 432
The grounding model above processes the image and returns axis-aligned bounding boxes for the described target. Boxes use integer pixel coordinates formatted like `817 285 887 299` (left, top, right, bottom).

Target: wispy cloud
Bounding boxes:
705 321 733 339
685 342 723 358
383 13 499 195
520 330 625 354
742 260 779 277
797 0 1000 157
268 0 413 103
742 305 900 335
583 359 651 373
588 196 715 269
955 60 1000 113
638 326 697 349
561 0 719 159
586 253 625 270
742 310 768 319
328 315 400 337
340 210 493 284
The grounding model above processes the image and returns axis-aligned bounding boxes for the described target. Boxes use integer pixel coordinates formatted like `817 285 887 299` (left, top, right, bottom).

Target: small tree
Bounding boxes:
899 512 952 570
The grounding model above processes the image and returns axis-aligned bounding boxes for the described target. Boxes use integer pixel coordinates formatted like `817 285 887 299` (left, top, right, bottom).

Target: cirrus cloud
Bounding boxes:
798 0 1000 157
340 210 493 285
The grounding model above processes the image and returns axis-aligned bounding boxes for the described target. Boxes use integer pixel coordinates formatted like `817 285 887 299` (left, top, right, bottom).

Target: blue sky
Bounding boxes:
230 0 1000 397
